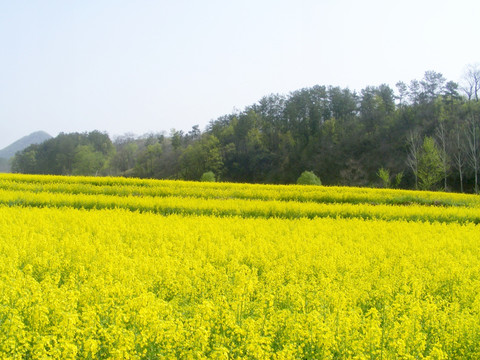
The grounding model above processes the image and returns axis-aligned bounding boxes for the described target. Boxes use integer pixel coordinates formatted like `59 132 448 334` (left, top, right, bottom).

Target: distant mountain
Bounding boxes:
0 131 52 159
0 157 9 173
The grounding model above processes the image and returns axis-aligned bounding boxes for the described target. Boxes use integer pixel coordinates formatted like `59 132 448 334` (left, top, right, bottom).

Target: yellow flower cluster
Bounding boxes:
0 174 479 359
0 174 480 224
1 173 479 207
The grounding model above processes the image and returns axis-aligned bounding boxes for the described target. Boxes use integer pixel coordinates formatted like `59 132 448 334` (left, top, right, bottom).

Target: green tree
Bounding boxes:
72 145 106 175
200 171 216 182
418 137 443 190
180 135 223 180
394 172 403 188
170 129 184 151
377 167 391 188
297 171 321 185
112 141 138 173
87 130 115 157
135 142 163 178
11 147 38 173
204 136 223 176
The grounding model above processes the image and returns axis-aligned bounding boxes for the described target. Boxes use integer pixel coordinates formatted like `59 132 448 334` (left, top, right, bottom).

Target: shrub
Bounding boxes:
297 171 321 186
377 167 391 188
394 172 403 188
200 171 216 182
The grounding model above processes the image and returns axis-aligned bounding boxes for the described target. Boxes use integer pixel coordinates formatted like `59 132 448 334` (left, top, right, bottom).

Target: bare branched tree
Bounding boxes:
465 114 479 193
435 121 449 191
406 130 421 189
395 81 408 107
461 64 480 102
450 122 466 193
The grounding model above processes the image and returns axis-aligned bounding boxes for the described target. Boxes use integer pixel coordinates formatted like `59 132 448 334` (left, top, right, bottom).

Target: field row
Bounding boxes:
1 206 479 359
1 173 479 207
1 187 480 224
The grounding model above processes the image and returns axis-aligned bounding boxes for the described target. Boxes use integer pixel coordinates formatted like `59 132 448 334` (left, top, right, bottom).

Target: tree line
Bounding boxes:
12 65 480 192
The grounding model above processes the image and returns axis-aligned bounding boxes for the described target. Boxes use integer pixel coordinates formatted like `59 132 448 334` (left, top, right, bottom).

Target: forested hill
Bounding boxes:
0 131 52 160
0 131 52 173
11 69 480 193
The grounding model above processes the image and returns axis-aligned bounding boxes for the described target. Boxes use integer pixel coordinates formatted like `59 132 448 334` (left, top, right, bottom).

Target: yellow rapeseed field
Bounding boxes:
0 174 479 359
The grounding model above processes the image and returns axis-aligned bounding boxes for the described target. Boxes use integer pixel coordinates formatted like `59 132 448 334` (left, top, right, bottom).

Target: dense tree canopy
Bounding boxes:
12 131 114 175
12 67 480 193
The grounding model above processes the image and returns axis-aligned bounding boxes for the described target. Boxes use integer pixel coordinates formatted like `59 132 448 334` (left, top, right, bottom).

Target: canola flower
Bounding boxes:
1 173 479 208
0 187 479 225
0 174 480 359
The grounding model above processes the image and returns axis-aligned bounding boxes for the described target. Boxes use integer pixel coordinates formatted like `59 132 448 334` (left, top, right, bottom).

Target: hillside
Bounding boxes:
10 70 480 193
0 131 52 160
0 131 52 172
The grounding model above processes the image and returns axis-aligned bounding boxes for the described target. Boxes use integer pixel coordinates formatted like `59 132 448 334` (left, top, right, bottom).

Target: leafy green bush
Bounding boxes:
200 171 216 182
394 172 403 188
377 167 391 188
297 171 321 186
418 136 443 190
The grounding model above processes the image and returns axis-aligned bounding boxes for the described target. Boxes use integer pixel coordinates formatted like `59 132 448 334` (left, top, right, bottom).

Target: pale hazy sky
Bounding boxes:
1 0 479 148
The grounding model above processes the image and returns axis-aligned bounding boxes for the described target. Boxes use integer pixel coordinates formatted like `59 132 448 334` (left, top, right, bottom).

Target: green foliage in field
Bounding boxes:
418 137 444 190
297 171 321 185
11 69 480 193
200 171 216 182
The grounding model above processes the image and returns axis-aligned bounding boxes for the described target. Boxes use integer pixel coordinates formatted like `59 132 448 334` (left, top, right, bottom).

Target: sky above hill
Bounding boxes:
1 0 479 149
